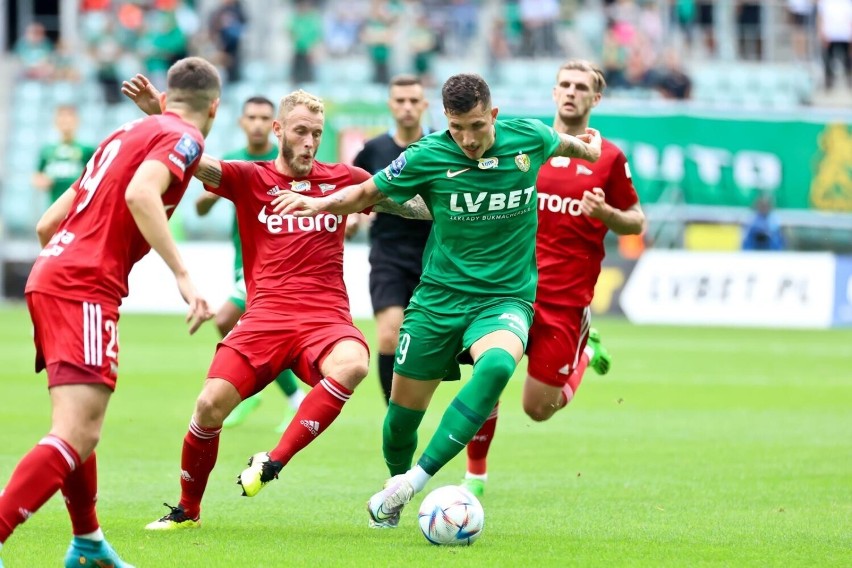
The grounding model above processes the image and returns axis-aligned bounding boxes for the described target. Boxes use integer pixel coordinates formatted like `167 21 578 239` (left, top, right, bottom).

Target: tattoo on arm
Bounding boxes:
194 156 222 188
374 194 432 220
557 134 592 161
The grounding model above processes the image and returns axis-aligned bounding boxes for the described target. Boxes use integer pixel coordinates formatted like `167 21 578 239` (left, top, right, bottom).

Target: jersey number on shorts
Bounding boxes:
77 139 122 213
83 301 118 366
396 332 411 365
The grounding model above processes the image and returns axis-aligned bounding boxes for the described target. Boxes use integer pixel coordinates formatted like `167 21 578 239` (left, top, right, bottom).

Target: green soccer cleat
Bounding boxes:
222 395 262 428
64 537 135 568
460 477 486 498
145 503 200 531
237 452 283 497
587 328 612 375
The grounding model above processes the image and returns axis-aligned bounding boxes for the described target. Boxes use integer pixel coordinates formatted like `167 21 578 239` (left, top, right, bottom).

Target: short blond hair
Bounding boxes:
557 60 607 93
278 90 324 119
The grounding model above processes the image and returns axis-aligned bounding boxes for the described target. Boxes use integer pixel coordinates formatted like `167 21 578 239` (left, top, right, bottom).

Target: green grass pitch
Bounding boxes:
0 305 849 567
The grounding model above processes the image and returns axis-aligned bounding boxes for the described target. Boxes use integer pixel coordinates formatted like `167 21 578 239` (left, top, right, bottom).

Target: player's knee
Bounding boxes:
377 333 398 354
475 348 516 386
523 400 556 422
332 360 370 390
194 391 230 425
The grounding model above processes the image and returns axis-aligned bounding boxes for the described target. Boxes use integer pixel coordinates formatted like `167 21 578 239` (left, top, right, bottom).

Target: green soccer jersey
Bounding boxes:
37 141 96 203
373 118 560 301
222 145 279 273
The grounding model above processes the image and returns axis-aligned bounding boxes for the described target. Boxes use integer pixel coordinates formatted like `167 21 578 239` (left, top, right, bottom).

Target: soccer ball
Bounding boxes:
417 485 485 546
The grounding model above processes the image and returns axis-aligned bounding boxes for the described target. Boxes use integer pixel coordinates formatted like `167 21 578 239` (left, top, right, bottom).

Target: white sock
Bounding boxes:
288 389 306 410
75 528 104 542
465 472 487 481
584 345 595 360
405 465 432 494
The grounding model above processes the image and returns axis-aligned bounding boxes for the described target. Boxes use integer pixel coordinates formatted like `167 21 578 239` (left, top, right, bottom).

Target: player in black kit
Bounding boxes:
351 74 432 404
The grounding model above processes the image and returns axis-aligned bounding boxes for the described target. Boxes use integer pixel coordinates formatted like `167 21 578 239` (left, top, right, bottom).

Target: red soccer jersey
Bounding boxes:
205 160 371 319
26 112 204 305
534 138 638 307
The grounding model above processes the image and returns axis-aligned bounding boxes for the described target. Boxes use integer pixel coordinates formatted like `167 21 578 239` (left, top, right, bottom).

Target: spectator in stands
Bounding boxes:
363 0 396 84
519 0 561 56
51 38 81 83
32 105 96 207
787 1 815 61
209 0 247 82
289 0 323 85
742 196 786 251
410 12 438 87
695 0 716 56
601 18 631 88
655 46 692 99
736 0 763 61
89 21 124 105
138 8 190 88
15 22 54 81
817 0 852 90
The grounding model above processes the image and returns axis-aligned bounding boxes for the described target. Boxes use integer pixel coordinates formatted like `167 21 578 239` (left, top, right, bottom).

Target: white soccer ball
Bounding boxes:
417 485 485 546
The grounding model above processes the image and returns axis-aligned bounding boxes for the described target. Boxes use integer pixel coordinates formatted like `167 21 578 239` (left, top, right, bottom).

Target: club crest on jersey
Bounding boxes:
267 185 282 196
174 133 200 164
319 184 336 193
550 157 571 168
515 153 530 172
290 180 311 193
477 157 499 170
577 165 593 176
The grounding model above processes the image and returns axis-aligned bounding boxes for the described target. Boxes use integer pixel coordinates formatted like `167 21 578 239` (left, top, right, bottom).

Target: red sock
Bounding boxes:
269 377 351 466
178 419 221 519
61 452 99 536
562 352 590 406
0 435 80 542
466 403 500 476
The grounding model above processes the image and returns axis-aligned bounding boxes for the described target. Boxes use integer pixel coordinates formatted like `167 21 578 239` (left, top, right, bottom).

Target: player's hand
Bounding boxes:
271 190 324 217
580 187 611 220
121 74 163 116
175 273 212 334
344 213 361 239
578 127 602 163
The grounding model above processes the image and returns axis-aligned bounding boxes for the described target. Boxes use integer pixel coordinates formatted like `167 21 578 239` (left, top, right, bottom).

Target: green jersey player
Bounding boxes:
195 96 305 431
273 73 602 528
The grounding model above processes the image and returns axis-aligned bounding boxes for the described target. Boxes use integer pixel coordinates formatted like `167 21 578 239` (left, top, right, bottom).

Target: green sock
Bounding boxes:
419 348 516 475
383 401 426 476
275 370 298 396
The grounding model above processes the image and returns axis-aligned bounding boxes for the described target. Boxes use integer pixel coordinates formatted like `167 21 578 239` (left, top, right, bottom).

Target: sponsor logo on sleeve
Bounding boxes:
168 154 186 171
174 133 201 165
383 152 407 181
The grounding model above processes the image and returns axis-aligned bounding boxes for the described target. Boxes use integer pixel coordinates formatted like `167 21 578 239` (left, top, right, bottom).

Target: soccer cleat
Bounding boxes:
367 474 414 529
222 395 262 428
460 477 485 497
145 503 200 530
63 537 135 568
587 328 612 375
237 452 283 497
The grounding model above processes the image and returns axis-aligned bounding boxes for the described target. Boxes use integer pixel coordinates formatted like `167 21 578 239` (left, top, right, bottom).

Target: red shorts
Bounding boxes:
26 292 120 391
526 303 591 387
207 310 369 399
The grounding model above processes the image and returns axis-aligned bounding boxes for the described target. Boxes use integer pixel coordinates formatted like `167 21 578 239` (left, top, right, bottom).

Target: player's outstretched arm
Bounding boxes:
272 178 384 217
35 187 76 247
125 160 212 333
554 127 602 163
373 195 432 220
196 190 221 216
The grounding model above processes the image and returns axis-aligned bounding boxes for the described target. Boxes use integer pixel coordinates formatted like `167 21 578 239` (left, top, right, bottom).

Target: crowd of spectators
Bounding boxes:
11 0 851 102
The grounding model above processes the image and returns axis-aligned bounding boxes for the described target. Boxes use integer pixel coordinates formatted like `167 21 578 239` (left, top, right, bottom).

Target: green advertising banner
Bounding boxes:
323 102 852 212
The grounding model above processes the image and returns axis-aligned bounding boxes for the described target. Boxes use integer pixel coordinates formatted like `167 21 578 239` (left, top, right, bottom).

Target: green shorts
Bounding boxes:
393 285 533 381
228 268 247 311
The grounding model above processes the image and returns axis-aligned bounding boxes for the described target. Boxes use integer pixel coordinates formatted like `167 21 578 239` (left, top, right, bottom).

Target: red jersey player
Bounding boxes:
461 60 647 496
0 57 221 568
119 76 431 531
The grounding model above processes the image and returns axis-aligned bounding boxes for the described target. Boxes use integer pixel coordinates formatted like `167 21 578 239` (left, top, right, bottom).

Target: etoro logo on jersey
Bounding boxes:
538 190 602 217
257 206 342 234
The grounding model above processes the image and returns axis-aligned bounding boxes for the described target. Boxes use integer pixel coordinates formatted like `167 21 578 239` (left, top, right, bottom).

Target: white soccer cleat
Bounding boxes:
367 474 414 529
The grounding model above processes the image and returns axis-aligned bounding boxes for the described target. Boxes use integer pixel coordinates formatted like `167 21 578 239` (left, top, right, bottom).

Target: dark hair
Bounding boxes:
166 56 221 112
242 96 275 112
442 73 491 115
389 74 422 88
